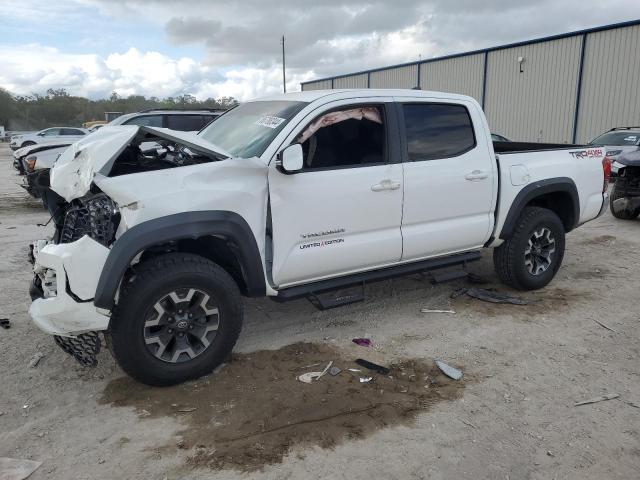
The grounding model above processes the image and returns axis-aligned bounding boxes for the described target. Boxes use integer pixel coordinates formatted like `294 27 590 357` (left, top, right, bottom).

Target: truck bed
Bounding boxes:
493 141 586 154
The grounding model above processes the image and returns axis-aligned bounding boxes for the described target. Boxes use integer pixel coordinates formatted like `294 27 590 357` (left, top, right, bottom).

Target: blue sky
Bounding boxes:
1 0 639 101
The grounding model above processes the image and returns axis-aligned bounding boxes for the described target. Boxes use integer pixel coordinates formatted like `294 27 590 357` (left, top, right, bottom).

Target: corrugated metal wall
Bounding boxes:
370 65 418 89
301 21 640 143
575 24 640 142
419 54 484 103
301 79 332 91
333 73 368 88
484 36 582 143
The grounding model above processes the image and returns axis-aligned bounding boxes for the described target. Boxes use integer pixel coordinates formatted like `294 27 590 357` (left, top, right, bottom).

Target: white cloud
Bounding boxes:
1 0 640 100
0 44 301 100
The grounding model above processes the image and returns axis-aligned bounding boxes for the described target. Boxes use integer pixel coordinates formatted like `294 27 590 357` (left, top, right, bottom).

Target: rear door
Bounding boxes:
268 99 404 287
397 99 496 260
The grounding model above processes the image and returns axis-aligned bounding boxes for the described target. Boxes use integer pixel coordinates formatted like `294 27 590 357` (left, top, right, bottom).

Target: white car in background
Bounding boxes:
9 127 89 150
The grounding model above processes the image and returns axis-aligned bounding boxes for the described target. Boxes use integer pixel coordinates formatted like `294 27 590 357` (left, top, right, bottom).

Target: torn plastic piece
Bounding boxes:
421 309 456 314
435 360 463 380
355 359 390 375
347 368 361 372
359 377 373 383
297 361 333 384
352 338 372 347
0 457 42 480
28 352 45 369
0 318 10 329
452 288 529 305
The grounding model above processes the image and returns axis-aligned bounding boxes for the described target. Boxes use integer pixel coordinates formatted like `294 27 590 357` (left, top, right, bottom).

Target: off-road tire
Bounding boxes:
493 207 565 290
609 187 640 220
109 253 242 386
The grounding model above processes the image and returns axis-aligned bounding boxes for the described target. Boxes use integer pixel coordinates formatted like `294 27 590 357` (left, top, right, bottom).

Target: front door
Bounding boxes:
268 100 404 287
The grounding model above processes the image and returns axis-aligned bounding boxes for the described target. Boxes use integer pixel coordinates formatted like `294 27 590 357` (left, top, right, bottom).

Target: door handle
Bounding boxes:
371 180 401 192
465 170 489 181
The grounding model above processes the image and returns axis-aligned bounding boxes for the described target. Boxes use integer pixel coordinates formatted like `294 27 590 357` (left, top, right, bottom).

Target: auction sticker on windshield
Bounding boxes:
254 116 286 129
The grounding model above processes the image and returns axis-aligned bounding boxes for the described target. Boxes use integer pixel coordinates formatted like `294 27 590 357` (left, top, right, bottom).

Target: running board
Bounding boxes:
275 251 482 302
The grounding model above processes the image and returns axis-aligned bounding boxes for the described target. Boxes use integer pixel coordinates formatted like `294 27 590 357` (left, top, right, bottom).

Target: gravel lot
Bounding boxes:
1 142 639 479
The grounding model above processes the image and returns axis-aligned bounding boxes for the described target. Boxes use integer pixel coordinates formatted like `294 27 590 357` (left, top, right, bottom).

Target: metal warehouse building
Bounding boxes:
301 19 640 144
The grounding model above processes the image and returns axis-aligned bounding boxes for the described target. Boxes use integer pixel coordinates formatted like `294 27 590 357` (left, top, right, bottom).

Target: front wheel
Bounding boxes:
109 253 243 386
493 207 565 290
21 141 35 148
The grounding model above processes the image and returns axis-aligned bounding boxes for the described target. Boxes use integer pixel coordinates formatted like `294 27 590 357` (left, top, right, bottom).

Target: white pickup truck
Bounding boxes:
28 89 610 385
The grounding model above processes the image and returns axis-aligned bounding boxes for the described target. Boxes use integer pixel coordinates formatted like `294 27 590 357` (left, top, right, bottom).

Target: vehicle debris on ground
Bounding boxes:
451 288 530 305
574 393 620 406
435 360 463 380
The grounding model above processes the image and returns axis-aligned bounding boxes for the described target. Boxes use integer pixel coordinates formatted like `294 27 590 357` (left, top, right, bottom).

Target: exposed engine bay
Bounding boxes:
38 128 230 247
109 140 223 176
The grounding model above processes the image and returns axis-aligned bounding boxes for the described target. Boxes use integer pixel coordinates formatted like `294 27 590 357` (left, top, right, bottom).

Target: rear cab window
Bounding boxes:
402 103 476 161
166 115 215 131
123 115 163 127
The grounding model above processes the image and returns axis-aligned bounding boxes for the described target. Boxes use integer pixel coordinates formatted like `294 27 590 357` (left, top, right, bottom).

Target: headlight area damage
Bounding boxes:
30 126 232 366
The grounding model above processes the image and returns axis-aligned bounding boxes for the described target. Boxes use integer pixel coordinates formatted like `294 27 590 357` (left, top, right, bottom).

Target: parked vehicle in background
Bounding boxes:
16 109 225 200
491 133 511 142
609 149 640 220
108 109 224 130
13 142 71 175
589 127 640 175
27 89 609 386
13 143 72 199
9 127 88 150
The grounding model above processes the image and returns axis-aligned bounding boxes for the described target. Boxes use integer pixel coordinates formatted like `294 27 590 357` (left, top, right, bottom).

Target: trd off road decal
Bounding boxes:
569 148 603 159
300 238 345 250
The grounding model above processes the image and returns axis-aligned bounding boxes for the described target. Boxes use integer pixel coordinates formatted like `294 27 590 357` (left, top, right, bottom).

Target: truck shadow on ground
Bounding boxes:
100 342 468 472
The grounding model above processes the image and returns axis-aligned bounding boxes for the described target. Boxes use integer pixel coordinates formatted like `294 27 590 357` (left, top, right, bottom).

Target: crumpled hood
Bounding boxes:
50 125 231 202
618 149 640 167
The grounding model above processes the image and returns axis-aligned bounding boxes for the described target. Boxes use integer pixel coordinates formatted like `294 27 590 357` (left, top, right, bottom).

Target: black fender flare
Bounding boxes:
499 177 580 239
93 211 266 310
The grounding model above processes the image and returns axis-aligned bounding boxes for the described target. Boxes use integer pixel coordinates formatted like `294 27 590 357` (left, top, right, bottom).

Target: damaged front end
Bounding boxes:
29 126 232 366
611 151 640 217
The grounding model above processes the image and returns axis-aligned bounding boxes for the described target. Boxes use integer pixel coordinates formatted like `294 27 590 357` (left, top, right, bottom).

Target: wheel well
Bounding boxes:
138 236 248 295
525 191 576 232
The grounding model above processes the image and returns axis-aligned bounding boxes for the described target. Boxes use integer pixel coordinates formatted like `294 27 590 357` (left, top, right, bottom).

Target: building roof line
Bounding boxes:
301 18 640 85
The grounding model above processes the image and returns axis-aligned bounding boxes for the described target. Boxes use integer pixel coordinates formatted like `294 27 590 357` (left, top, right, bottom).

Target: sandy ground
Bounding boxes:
0 142 639 479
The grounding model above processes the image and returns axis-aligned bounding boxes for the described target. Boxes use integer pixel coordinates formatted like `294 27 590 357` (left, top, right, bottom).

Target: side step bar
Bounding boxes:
275 251 482 302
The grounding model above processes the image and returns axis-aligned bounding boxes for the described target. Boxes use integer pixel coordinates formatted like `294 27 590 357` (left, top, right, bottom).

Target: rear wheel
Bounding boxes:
609 187 640 220
493 207 565 290
109 253 243 386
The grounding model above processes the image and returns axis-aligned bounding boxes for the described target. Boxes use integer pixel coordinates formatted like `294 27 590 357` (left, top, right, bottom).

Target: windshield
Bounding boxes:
590 131 640 146
198 100 307 158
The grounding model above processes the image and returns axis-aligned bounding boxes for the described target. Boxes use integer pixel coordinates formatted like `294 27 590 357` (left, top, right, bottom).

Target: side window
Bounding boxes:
42 128 60 136
166 115 210 131
403 103 476 161
61 128 85 135
296 105 386 170
124 115 163 127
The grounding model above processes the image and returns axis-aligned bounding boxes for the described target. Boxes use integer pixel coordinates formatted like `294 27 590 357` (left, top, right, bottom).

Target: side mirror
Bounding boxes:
278 144 303 173
37 132 45 136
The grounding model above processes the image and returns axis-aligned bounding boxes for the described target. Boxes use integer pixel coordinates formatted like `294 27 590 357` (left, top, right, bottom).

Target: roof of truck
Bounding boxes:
254 89 474 103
